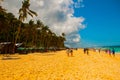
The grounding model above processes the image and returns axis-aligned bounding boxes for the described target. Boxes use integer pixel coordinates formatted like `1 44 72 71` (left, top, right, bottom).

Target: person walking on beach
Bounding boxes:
70 48 73 56
66 48 70 56
83 48 86 54
83 48 89 55
112 48 115 56
86 48 89 55
98 49 101 53
66 48 73 57
107 49 111 56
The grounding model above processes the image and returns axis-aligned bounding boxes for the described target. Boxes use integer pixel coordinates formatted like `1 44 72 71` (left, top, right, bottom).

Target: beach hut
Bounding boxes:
0 42 15 54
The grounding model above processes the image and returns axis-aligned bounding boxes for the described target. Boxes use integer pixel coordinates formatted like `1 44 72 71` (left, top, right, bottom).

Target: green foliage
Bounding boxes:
19 0 37 22
0 0 66 49
0 11 66 49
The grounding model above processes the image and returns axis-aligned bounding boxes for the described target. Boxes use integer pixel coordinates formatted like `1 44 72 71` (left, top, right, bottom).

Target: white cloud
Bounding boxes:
37 1 44 7
72 35 80 42
64 33 82 47
1 0 85 47
1 0 21 18
74 0 84 8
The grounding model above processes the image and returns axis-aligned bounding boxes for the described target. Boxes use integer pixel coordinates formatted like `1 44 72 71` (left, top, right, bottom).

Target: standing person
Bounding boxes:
70 48 73 56
66 48 70 56
83 48 89 55
66 48 73 57
112 48 115 56
107 49 111 56
86 48 89 55
98 49 101 53
83 48 86 54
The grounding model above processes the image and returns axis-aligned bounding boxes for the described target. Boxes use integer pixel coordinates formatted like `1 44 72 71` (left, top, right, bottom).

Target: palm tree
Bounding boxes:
62 33 66 45
14 0 37 53
62 33 65 37
7 13 16 41
61 34 66 48
56 33 66 49
0 6 5 12
0 11 9 42
28 19 36 47
36 20 44 30
43 26 51 48
19 0 37 21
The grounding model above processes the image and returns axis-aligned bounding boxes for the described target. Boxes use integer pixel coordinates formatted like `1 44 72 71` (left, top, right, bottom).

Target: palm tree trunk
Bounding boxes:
13 23 21 53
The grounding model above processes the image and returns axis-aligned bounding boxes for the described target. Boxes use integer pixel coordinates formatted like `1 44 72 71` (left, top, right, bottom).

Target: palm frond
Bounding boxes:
29 10 37 16
19 8 23 13
27 11 33 17
23 12 27 19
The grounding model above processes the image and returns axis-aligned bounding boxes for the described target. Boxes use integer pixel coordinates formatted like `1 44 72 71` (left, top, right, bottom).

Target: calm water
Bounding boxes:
109 47 120 53
102 46 120 53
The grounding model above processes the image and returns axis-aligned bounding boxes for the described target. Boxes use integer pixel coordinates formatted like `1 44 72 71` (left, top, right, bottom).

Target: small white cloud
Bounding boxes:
65 44 71 48
72 36 80 43
65 33 81 44
75 2 81 8
74 0 84 8
64 32 86 48
58 0 64 4
37 0 44 7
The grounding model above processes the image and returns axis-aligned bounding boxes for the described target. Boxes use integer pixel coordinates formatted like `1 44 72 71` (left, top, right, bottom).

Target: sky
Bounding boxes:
1 0 120 48
74 0 120 47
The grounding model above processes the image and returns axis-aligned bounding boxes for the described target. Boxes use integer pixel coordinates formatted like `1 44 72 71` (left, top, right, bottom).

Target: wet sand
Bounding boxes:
0 49 120 80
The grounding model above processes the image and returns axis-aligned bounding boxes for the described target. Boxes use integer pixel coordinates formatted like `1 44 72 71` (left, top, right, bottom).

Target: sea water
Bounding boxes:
102 46 120 53
109 47 120 53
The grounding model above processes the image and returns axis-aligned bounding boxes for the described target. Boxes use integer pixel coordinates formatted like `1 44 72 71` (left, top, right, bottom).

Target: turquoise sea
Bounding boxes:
101 46 120 53
109 48 120 53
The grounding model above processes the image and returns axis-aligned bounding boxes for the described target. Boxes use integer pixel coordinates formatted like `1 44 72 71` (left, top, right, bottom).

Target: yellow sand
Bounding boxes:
0 49 120 80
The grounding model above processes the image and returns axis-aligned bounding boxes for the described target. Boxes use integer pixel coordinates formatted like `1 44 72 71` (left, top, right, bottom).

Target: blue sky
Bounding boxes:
73 0 120 47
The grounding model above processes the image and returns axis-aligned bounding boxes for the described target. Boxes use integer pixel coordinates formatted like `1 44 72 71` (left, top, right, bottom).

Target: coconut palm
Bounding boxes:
28 19 36 47
14 0 37 53
0 6 5 12
19 0 37 21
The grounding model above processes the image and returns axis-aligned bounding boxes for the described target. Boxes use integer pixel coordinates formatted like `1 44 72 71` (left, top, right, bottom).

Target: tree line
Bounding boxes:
0 0 66 52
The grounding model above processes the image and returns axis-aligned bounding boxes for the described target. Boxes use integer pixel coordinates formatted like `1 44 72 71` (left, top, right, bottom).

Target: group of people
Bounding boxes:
83 48 89 55
66 48 89 56
105 49 115 56
94 48 116 56
66 48 116 57
66 48 73 56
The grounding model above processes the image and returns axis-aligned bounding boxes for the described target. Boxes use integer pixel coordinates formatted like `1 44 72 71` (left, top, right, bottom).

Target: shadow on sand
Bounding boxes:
40 53 56 56
1 56 20 60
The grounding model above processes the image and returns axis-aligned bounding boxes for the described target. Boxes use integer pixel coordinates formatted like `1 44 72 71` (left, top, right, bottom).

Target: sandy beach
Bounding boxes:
0 49 120 80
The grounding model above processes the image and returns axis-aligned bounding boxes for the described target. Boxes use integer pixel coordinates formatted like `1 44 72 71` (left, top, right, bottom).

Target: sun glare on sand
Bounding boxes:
0 49 120 80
